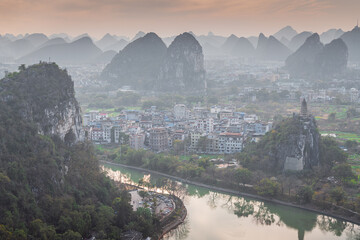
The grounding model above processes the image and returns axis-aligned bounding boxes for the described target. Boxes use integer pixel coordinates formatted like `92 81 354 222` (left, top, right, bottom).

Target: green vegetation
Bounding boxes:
255 179 280 197
320 131 360 143
0 64 160 239
100 115 360 221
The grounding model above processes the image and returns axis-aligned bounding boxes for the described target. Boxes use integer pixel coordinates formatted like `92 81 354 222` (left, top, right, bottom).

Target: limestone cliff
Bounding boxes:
0 62 83 141
252 105 320 172
157 32 206 91
278 115 320 171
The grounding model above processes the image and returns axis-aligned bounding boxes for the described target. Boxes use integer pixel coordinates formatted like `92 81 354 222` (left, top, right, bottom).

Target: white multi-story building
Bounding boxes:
218 132 243 154
174 104 187 120
196 118 214 133
350 88 359 103
130 133 146 150
189 131 203 150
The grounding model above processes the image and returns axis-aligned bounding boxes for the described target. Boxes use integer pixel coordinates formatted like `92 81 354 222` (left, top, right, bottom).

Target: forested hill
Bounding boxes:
0 63 158 239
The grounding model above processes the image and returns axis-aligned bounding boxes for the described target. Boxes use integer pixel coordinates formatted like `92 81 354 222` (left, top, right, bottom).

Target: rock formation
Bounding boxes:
256 33 292 61
340 25 360 62
96 33 118 51
101 32 167 89
101 32 206 92
282 110 320 171
222 34 255 58
273 26 298 42
316 38 348 77
261 99 320 172
288 31 313 52
19 37 102 65
320 28 344 44
157 32 206 91
285 33 348 78
285 33 324 77
0 62 83 141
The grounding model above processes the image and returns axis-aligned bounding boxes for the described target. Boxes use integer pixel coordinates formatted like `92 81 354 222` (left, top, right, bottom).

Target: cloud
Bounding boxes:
0 0 358 37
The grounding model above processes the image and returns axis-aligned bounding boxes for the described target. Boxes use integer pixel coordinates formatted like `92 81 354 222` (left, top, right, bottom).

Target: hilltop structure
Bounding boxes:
283 99 320 171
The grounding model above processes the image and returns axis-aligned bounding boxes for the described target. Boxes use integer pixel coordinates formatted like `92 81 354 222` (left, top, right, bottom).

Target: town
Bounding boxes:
83 103 272 154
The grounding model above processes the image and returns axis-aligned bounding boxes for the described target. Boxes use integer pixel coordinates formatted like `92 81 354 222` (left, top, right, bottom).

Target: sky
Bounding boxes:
0 0 359 39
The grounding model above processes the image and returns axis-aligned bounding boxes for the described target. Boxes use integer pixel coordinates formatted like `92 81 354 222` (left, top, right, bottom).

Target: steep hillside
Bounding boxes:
0 63 159 239
157 32 206 91
101 32 167 89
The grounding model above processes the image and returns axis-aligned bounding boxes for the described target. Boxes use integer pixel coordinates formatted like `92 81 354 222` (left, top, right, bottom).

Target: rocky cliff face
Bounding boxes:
285 33 348 78
277 115 320 171
157 32 206 91
0 62 83 142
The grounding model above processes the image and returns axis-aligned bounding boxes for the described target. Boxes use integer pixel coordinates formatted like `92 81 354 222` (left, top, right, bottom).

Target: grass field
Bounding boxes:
320 131 360 143
317 105 348 120
347 154 360 183
179 154 225 161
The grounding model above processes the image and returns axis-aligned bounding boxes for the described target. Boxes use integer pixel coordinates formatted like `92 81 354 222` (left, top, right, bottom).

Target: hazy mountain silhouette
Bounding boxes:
73 33 91 41
49 33 72 42
196 32 227 48
274 26 298 41
286 33 348 77
6 39 35 59
201 42 222 56
38 37 67 49
93 50 117 64
256 33 292 61
24 33 49 47
19 37 102 64
131 31 146 42
158 32 205 91
280 37 290 47
320 29 344 44
317 38 348 76
96 33 118 51
101 32 167 89
288 31 313 51
247 36 258 48
340 25 360 62
286 33 324 77
222 34 255 57
104 39 129 52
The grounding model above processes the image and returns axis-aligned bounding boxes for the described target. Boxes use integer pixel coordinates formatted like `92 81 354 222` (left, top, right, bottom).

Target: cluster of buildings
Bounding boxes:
83 104 273 154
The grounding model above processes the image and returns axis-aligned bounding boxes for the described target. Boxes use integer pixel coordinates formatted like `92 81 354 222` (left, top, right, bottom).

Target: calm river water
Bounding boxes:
102 163 360 240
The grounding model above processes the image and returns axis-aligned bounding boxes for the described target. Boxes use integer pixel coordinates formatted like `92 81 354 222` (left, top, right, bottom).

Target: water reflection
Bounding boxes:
102 164 360 240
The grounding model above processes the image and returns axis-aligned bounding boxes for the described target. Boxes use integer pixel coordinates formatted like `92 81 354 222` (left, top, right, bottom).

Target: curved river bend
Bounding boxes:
102 163 360 240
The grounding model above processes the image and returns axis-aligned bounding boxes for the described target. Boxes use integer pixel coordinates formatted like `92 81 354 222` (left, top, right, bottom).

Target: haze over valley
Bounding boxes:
1 1 360 239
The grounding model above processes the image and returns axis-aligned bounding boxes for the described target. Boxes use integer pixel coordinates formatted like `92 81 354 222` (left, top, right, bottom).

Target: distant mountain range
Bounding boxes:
101 32 205 92
0 25 359 65
19 37 102 65
285 33 348 78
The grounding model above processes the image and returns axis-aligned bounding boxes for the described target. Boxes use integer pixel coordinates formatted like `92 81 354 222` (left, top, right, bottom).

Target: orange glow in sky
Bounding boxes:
0 0 358 38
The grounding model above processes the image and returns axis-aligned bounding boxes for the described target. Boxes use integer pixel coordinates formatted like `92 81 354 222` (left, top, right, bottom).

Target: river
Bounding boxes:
101 163 360 240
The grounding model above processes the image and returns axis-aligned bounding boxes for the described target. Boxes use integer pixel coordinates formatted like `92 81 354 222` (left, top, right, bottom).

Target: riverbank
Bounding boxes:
101 160 360 225
159 195 187 239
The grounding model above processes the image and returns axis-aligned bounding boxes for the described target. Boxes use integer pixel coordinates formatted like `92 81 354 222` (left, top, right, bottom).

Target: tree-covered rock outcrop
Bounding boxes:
0 63 159 239
0 63 83 141
239 114 348 174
